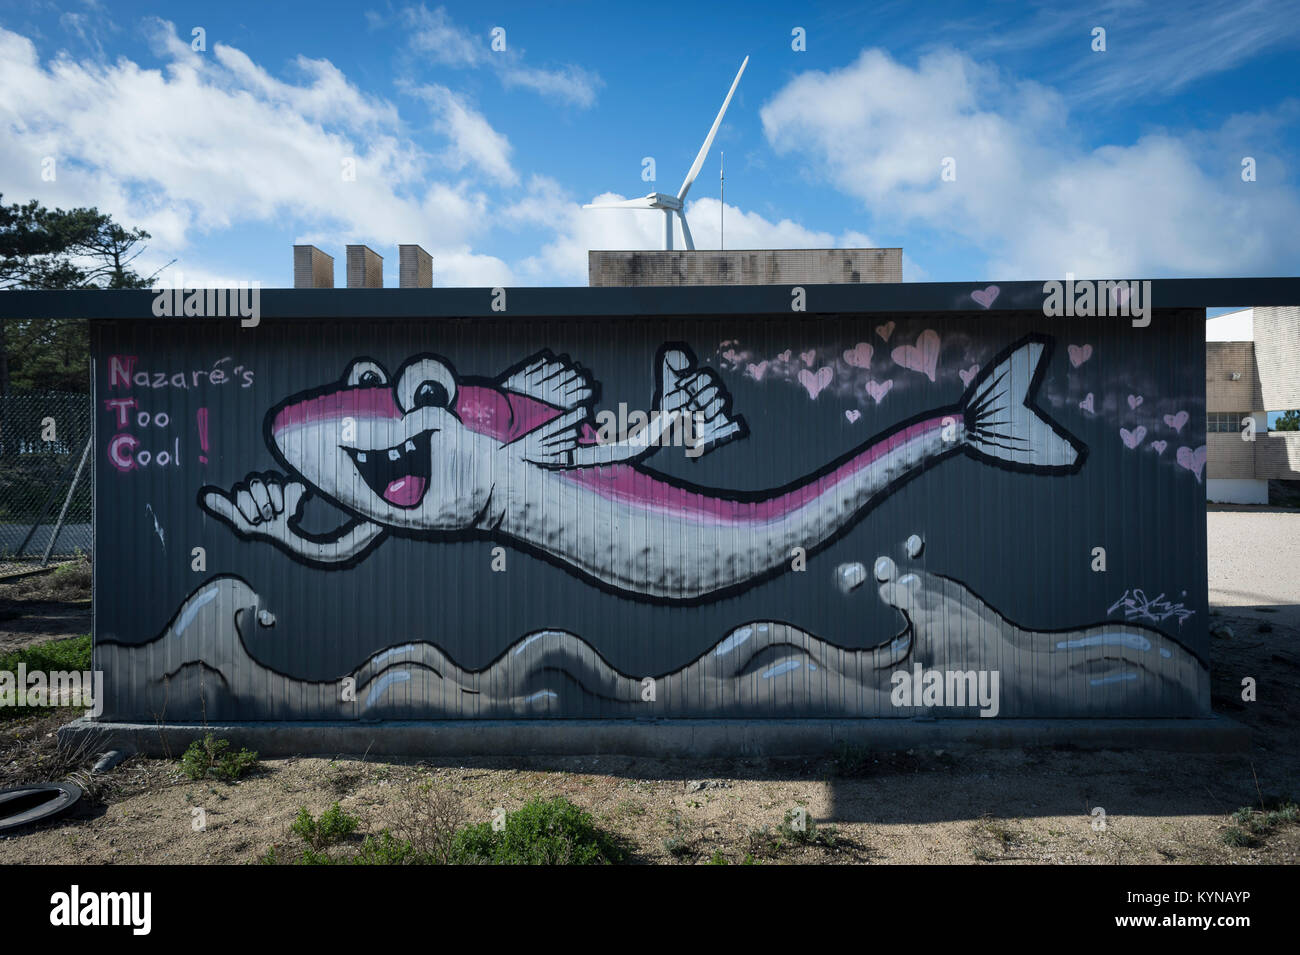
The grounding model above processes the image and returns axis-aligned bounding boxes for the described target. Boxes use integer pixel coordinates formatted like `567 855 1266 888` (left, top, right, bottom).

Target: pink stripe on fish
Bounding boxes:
559 416 947 525
273 387 401 436
457 385 600 444
456 385 553 443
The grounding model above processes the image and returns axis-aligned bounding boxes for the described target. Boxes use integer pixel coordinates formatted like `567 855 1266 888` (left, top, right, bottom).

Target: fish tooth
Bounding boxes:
388 449 400 461
404 440 415 452
356 452 367 463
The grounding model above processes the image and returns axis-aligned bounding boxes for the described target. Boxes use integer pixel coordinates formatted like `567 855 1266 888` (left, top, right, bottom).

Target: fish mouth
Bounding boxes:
343 429 435 508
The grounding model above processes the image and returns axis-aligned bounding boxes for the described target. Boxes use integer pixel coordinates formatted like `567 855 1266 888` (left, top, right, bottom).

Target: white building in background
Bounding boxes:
1205 307 1300 504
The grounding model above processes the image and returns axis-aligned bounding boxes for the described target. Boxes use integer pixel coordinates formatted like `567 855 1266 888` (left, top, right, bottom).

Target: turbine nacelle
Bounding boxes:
583 55 748 251
645 193 682 211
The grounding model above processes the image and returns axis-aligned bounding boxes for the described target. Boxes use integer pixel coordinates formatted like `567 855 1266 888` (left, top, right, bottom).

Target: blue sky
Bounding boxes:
1 0 1298 292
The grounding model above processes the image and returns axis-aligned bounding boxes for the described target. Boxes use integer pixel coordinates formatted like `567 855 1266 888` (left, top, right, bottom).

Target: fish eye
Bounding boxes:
345 359 388 387
413 380 451 409
396 356 457 414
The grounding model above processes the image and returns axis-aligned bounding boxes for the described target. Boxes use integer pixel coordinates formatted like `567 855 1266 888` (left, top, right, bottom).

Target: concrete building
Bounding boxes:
589 248 902 287
1205 307 1300 503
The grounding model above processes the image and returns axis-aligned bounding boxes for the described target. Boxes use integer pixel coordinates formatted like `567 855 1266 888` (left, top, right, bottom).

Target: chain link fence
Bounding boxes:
0 393 92 577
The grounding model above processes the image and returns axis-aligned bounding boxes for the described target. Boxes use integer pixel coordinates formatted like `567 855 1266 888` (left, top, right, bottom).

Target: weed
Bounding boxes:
453 797 627 865
291 802 360 850
1222 800 1299 848
830 742 873 778
179 733 258 782
663 833 691 858
385 776 465 864
49 558 92 597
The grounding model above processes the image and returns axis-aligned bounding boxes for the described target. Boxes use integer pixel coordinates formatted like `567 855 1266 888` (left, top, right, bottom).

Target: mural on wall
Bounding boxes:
97 536 1205 721
196 335 1084 601
93 311 1210 721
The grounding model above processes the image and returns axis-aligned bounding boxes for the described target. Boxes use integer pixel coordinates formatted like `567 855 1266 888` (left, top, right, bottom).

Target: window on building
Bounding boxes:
1207 412 1250 433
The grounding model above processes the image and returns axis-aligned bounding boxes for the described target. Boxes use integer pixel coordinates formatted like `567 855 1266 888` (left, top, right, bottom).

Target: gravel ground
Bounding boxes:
1208 506 1300 630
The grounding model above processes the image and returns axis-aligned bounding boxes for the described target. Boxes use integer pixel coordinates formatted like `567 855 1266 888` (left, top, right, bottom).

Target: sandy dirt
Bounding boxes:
1208 506 1300 631
0 513 1297 864
0 560 91 653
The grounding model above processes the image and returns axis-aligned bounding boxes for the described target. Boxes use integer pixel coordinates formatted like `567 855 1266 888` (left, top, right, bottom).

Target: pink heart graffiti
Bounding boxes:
1120 426 1147 449
1079 392 1095 413
1163 410 1188 433
1176 445 1207 482
958 364 980 387
1151 440 1168 455
777 350 792 363
1067 344 1092 368
800 349 816 368
971 285 1000 309
845 409 861 424
876 321 895 342
891 329 940 382
1127 394 1143 410
843 342 874 369
746 361 770 382
865 379 893 404
798 366 833 400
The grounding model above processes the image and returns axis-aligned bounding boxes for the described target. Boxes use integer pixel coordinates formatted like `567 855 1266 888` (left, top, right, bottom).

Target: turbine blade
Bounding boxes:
678 55 748 201
583 197 658 209
678 209 694 251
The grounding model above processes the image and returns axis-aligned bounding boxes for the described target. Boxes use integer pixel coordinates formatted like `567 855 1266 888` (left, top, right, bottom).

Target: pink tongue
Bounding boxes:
382 475 427 507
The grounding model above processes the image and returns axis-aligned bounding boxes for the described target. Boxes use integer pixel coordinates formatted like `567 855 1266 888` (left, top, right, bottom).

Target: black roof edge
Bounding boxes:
0 277 1296 321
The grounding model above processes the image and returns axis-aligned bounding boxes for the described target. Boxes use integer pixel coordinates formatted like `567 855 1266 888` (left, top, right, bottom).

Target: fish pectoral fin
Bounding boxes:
501 351 594 410
519 406 590 467
658 356 747 457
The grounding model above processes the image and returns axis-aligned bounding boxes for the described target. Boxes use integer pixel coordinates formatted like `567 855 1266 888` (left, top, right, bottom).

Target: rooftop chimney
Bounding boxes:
399 244 433 288
346 245 383 288
293 245 334 288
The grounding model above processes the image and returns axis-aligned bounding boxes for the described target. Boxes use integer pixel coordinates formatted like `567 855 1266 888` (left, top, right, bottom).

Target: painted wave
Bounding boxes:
94 560 1206 721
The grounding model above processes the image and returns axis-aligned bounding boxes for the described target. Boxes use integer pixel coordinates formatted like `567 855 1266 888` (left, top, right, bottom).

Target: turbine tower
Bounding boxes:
584 56 748 251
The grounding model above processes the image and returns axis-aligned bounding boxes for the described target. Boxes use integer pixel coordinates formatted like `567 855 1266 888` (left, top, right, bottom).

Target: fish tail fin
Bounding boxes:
960 336 1086 471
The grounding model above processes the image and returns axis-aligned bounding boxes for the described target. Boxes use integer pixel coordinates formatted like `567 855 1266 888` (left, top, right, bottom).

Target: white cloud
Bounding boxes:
401 4 484 67
999 0 1300 104
500 64 601 109
0 21 514 285
411 84 517 185
506 177 881 285
761 47 1300 278
395 4 602 109
211 45 401 130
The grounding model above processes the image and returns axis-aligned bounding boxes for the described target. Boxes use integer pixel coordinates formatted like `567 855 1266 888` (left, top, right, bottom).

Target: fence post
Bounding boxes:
42 435 92 567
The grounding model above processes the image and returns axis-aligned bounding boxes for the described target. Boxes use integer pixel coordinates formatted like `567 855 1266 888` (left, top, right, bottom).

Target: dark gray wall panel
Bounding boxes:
91 309 1209 721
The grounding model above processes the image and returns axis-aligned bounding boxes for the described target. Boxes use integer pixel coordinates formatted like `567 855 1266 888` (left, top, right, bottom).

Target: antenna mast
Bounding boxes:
720 151 725 251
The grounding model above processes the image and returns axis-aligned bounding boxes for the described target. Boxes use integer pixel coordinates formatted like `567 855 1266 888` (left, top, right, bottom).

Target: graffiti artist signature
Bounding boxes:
1108 588 1195 627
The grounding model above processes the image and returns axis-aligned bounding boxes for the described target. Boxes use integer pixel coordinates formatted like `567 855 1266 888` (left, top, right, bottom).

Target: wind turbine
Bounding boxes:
585 56 748 251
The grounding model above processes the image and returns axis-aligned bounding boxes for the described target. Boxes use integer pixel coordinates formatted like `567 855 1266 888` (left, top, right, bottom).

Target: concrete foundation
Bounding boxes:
58 716 1249 759
1207 478 1269 504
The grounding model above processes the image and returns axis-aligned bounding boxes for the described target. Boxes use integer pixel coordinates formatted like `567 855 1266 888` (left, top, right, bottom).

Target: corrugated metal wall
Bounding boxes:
92 308 1209 722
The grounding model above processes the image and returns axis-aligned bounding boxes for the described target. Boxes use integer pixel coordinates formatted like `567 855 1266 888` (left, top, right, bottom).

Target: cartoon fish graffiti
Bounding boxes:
199 335 1086 601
